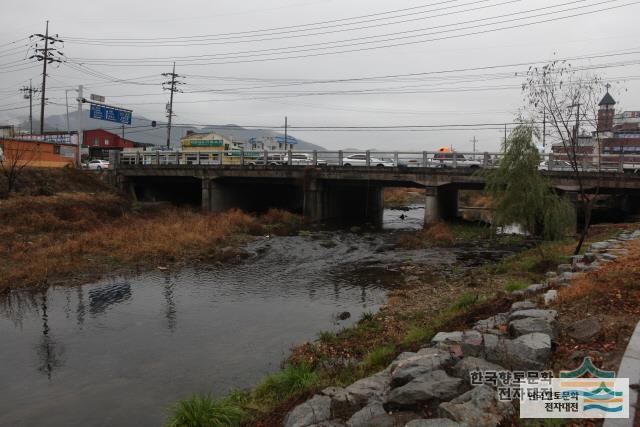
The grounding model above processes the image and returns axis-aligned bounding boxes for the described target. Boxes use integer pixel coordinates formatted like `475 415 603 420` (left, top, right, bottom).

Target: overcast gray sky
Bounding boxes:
1 0 639 151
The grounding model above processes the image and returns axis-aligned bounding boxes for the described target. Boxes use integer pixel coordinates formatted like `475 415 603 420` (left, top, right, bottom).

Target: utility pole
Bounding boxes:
284 116 288 149
470 136 477 159
65 89 71 136
20 80 39 134
29 21 64 134
504 124 507 153
76 85 83 167
162 62 184 149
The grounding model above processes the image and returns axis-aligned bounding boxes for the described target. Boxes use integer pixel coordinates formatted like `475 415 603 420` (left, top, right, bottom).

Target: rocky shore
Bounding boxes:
282 229 640 427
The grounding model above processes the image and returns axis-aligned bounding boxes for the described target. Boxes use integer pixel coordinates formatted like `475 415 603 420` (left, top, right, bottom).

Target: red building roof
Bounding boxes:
83 129 135 149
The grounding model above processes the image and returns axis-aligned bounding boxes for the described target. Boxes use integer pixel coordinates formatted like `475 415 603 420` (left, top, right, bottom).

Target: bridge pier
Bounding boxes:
201 179 210 212
303 180 383 227
424 185 458 225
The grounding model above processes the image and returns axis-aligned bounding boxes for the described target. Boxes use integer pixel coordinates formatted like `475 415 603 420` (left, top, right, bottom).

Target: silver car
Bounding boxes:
342 154 394 167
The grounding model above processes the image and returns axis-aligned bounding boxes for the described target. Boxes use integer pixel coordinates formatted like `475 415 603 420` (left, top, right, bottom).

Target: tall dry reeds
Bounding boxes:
0 193 300 291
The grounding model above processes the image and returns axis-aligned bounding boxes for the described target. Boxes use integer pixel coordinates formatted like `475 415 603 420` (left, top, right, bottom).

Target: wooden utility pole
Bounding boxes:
29 21 63 134
162 62 183 149
20 80 39 134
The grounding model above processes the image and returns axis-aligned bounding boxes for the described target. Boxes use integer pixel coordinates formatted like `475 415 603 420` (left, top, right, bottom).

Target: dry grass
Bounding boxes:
0 193 300 291
551 239 640 377
0 167 113 196
395 222 455 248
383 187 423 207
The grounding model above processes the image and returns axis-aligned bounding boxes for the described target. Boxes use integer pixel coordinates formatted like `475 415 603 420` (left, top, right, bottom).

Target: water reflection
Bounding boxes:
0 290 39 327
88 281 132 316
163 273 177 332
36 292 65 380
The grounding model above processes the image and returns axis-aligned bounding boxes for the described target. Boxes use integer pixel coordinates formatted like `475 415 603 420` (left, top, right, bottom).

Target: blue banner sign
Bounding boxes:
89 103 132 125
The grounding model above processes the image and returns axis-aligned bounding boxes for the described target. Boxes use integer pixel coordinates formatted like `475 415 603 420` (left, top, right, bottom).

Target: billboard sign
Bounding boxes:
90 94 105 103
89 103 132 125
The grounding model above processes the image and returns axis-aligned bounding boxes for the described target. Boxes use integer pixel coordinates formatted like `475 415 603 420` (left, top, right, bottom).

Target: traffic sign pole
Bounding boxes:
77 84 83 168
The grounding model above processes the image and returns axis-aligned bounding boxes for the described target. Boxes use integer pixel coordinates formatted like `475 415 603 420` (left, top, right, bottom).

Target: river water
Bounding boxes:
0 206 493 427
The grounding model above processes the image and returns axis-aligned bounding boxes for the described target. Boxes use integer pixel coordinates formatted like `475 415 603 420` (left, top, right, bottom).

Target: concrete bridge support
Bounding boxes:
303 180 384 227
201 179 247 213
424 185 459 225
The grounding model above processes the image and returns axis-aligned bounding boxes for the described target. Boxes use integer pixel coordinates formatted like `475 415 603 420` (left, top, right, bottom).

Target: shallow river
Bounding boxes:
0 206 495 427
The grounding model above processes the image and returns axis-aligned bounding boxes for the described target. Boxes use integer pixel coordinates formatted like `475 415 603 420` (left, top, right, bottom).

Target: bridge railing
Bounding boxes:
116 150 640 173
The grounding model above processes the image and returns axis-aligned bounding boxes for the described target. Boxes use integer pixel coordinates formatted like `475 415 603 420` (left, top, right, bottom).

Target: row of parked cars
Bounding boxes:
246 152 484 168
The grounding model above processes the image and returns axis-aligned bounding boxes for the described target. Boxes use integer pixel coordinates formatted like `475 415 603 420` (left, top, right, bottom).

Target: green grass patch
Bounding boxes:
401 324 434 346
451 292 479 311
318 330 339 344
503 279 528 292
484 240 571 281
166 393 246 427
361 345 396 371
253 363 319 404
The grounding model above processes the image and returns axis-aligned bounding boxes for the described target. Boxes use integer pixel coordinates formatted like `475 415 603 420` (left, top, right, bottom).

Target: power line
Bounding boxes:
64 0 521 47
65 0 637 66
61 0 492 42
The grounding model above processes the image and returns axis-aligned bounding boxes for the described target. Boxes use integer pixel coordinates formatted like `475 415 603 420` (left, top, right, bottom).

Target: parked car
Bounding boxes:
432 152 482 168
282 153 327 166
87 159 110 170
246 154 284 166
398 158 444 168
342 154 395 167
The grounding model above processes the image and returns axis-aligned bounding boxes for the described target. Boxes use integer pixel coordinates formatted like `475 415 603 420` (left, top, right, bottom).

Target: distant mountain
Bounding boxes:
20 111 326 151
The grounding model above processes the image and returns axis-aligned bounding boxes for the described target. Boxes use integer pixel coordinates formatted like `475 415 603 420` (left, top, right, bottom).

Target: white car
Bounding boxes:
432 152 482 168
342 154 395 167
282 153 327 166
87 159 110 170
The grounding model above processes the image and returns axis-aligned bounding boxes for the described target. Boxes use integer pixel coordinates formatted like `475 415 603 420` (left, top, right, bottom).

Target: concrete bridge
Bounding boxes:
113 160 640 227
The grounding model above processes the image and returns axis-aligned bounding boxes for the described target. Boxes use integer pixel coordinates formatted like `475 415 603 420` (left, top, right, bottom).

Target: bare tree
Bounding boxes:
0 138 37 196
522 60 610 254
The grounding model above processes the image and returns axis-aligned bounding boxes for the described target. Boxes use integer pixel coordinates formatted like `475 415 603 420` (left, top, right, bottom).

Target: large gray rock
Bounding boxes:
322 387 363 419
473 313 507 332
484 333 552 370
559 271 575 282
508 333 552 369
451 357 506 386
344 371 391 404
385 370 465 410
405 419 469 427
543 290 557 305
390 348 454 388
430 331 464 344
439 385 514 427
557 263 573 273
284 395 332 427
508 317 557 339
524 283 547 295
590 241 610 251
509 300 536 313
346 401 386 427
508 309 557 323
566 317 602 343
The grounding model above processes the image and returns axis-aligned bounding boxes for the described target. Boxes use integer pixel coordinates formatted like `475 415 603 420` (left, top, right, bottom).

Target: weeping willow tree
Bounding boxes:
485 124 574 240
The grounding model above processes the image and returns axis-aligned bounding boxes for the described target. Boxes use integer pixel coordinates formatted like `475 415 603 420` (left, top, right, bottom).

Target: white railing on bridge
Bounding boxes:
116 150 640 173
